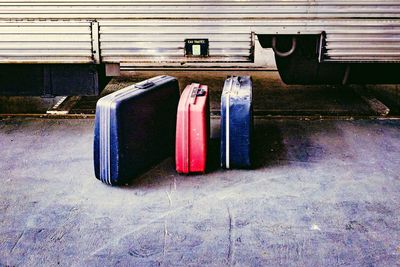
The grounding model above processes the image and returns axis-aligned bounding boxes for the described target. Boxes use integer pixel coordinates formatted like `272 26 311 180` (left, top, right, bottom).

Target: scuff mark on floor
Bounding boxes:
226 204 235 266
10 230 24 254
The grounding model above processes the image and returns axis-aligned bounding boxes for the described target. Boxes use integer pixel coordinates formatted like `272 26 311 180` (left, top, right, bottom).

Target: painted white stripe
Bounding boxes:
107 101 111 184
99 105 101 181
101 102 105 183
225 77 234 169
101 103 104 183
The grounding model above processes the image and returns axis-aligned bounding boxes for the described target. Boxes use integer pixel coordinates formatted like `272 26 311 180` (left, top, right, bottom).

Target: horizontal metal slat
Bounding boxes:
1 1 399 6
327 51 400 56
0 42 92 49
0 35 91 42
1 1 400 20
100 27 254 34
327 37 400 42
0 51 92 56
101 56 251 64
99 19 400 28
0 27 91 34
100 42 249 49
101 49 251 57
0 57 93 64
100 35 251 43
326 44 400 49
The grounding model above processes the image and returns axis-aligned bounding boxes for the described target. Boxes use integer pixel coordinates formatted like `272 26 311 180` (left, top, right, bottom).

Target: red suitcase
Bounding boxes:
176 83 209 174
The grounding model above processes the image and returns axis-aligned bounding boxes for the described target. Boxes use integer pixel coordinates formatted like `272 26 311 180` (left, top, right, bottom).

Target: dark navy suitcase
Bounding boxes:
220 76 253 169
94 75 180 185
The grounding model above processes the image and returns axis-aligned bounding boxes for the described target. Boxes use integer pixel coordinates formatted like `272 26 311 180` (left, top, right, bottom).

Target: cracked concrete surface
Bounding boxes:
0 117 399 266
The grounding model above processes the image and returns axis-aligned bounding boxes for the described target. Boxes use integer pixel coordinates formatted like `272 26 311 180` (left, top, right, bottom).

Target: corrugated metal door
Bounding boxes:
321 22 400 63
0 21 94 64
99 20 254 64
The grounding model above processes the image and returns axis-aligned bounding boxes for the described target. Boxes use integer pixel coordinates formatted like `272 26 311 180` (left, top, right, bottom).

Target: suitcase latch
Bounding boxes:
136 81 155 89
197 88 206 97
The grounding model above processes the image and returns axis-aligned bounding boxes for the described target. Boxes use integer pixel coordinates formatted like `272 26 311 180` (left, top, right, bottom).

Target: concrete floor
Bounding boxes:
0 117 399 266
1 71 400 266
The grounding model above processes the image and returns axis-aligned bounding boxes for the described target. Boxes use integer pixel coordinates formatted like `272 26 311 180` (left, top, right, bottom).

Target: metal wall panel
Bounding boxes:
0 21 94 63
323 27 400 62
0 1 399 19
99 20 254 63
0 1 399 64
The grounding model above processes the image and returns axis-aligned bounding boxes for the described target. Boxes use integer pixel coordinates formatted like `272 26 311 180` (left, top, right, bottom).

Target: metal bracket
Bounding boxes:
318 32 327 63
105 63 120 76
272 36 297 57
249 32 256 63
91 21 101 64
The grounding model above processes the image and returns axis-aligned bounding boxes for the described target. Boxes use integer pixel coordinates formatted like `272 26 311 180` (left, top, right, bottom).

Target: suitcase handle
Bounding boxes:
191 87 206 98
196 88 206 96
136 81 155 89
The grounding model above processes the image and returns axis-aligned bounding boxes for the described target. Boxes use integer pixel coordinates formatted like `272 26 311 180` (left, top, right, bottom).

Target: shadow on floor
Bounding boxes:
124 119 347 190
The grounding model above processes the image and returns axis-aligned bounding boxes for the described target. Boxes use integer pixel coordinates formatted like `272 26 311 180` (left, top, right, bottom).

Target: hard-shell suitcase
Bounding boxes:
94 75 180 185
220 76 253 169
175 83 210 174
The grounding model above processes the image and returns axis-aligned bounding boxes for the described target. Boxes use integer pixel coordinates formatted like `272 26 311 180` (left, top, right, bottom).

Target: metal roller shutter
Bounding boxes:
0 21 94 64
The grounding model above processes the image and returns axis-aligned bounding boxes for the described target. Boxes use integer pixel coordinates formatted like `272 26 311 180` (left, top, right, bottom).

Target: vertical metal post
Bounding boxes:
42 65 53 97
91 21 101 64
249 32 256 63
318 32 326 63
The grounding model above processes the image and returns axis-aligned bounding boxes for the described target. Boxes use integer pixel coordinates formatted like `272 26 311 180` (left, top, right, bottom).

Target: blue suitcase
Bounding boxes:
94 76 180 185
220 76 253 169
